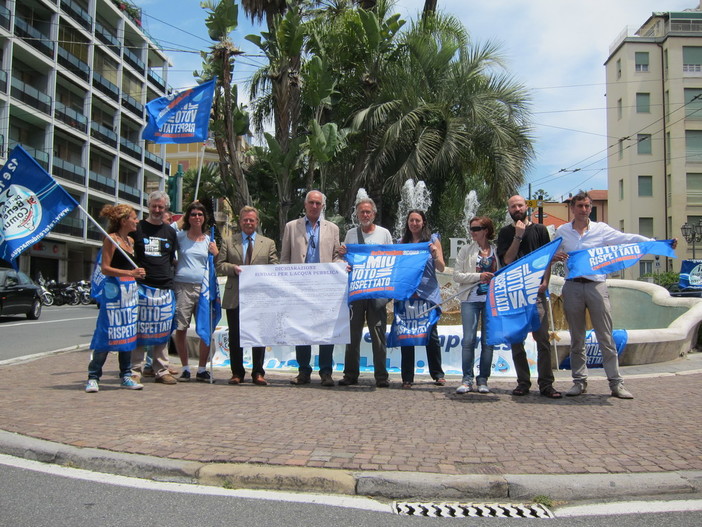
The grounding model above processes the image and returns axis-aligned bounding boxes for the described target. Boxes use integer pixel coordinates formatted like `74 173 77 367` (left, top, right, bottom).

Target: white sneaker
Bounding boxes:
120 377 143 390
611 384 633 399
477 384 490 394
455 383 473 394
85 379 99 393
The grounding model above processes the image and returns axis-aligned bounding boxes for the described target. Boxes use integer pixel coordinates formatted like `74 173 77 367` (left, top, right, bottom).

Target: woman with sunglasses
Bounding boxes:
453 216 500 394
173 201 219 382
398 209 446 388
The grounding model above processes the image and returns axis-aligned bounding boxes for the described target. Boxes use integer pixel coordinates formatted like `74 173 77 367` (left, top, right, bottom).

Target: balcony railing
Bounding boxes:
123 47 145 74
0 4 10 31
92 72 119 102
94 21 120 54
54 102 88 133
144 149 164 170
9 144 49 170
88 171 117 194
54 216 84 237
60 0 93 31
14 17 54 58
53 157 87 185
90 122 118 148
86 222 103 241
11 77 52 115
57 47 90 82
0 70 6 93
121 92 144 117
119 137 143 160
118 182 141 203
147 69 165 91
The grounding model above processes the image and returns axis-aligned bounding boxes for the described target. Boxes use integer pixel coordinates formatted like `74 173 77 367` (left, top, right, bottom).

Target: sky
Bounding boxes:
136 0 696 202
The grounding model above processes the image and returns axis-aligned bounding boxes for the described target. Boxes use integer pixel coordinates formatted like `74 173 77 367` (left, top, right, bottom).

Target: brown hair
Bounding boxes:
100 204 135 234
182 201 208 231
469 216 495 240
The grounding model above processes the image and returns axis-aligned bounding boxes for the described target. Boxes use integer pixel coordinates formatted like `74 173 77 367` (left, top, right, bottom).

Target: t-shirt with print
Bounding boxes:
133 220 178 289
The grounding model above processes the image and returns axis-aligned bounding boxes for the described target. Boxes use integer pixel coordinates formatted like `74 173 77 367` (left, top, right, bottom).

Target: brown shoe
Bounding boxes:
142 367 155 378
228 376 242 385
290 374 311 385
320 373 334 387
337 376 357 386
252 374 268 386
155 374 177 385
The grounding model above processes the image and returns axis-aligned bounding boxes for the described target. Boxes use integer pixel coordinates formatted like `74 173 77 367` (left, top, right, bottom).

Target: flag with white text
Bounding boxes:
90 276 139 352
567 240 676 278
136 285 176 346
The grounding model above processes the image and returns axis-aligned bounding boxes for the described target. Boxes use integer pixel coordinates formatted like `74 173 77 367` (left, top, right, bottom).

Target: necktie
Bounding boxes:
245 236 253 265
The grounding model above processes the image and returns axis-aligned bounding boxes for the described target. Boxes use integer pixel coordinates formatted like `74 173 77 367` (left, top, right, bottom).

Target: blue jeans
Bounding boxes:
88 351 132 380
460 301 493 385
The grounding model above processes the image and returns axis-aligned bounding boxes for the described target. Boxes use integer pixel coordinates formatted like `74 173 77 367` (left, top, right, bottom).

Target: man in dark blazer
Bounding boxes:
216 206 278 385
281 190 342 386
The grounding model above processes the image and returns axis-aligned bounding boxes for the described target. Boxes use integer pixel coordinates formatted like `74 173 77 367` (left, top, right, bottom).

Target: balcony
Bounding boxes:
0 70 6 93
10 144 49 171
57 47 91 82
0 5 10 31
53 157 87 185
14 17 54 58
90 122 118 148
147 69 165 91
11 77 52 115
121 92 144 117
144 149 164 171
54 216 84 237
119 137 142 160
92 72 119 102
123 47 145 74
94 22 120 54
60 0 93 31
88 171 117 194
118 182 141 204
55 102 88 133
86 222 103 241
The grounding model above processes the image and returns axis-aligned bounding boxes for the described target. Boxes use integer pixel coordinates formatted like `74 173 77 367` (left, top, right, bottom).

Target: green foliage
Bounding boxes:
532 495 553 508
202 0 239 41
639 271 680 290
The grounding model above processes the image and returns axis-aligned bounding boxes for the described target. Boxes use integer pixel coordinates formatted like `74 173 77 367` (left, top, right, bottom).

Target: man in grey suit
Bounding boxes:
281 190 342 386
216 206 279 386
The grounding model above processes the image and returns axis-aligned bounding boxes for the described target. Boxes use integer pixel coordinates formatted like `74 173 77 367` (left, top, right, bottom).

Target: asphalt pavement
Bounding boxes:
1 347 701 503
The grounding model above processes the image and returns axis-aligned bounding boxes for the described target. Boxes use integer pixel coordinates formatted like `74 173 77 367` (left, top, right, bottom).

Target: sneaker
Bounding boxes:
611 384 634 399
155 374 177 384
178 370 191 382
566 382 587 396
196 371 211 383
477 384 490 394
142 367 155 378
455 383 472 394
85 379 99 393
121 377 143 390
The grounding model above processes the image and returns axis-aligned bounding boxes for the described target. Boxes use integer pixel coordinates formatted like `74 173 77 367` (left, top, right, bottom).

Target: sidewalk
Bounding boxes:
1 348 701 502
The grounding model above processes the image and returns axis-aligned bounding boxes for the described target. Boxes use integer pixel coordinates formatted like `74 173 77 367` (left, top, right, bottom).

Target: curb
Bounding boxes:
2 430 701 502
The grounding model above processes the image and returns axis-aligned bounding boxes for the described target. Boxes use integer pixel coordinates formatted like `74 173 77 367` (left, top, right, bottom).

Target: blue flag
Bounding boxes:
388 298 441 347
558 329 628 369
0 145 78 269
567 240 676 278
485 238 561 346
90 249 105 302
345 243 430 302
195 230 222 345
136 285 176 346
142 78 216 144
679 259 702 289
90 276 139 353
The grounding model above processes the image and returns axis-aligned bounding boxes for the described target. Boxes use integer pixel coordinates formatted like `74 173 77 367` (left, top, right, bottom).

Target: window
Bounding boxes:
636 93 650 113
687 173 702 206
639 217 654 238
664 48 668 78
619 220 625 231
683 46 702 73
686 130 702 161
616 58 622 79
685 88 702 119
618 179 624 200
617 98 622 120
637 134 652 155
639 261 653 275
618 138 624 159
635 52 649 72
638 175 653 197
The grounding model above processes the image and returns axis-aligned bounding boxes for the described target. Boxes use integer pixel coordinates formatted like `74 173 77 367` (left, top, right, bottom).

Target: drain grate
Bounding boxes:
393 501 554 518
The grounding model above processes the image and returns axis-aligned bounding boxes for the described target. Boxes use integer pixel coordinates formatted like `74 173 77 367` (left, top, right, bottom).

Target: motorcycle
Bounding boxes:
36 277 54 306
76 280 92 305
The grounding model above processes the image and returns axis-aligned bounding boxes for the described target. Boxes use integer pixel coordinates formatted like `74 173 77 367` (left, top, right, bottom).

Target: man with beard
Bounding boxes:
338 198 393 388
496 195 562 399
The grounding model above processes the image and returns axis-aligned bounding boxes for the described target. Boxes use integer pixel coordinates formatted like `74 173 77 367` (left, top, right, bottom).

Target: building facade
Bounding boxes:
606 4 702 278
2 0 170 282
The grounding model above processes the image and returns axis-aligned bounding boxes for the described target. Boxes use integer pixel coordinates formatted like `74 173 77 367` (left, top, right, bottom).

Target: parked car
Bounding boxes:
0 269 42 319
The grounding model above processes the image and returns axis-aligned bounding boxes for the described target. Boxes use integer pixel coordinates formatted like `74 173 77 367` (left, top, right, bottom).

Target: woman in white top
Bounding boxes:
173 201 219 382
452 216 499 394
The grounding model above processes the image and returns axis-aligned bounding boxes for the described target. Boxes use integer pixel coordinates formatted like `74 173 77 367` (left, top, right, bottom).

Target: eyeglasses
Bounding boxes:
190 212 204 217
470 225 486 232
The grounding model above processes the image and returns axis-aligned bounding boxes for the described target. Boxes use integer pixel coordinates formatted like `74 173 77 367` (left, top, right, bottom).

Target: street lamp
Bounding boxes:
681 220 702 259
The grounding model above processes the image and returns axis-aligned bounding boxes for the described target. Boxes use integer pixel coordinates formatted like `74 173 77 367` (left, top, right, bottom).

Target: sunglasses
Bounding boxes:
470 225 486 232
190 212 204 217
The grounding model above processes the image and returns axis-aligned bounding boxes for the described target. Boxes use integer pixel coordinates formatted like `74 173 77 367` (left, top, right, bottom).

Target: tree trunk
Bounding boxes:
423 0 438 16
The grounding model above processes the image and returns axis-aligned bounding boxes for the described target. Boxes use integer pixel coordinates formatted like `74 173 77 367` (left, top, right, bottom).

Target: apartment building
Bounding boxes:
606 3 702 277
1 0 170 281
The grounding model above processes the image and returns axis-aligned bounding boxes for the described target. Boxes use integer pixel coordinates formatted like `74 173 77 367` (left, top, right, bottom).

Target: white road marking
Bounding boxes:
0 316 96 328
0 454 392 513
556 499 702 517
0 344 91 366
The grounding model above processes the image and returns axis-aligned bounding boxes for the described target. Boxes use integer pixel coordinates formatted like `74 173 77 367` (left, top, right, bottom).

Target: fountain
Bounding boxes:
394 180 432 240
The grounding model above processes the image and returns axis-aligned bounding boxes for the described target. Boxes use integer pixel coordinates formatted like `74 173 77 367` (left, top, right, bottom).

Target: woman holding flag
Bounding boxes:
85 204 146 393
398 210 446 389
172 201 219 382
452 216 500 394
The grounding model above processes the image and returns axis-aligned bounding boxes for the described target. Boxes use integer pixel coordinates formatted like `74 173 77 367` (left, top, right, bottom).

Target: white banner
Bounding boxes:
238 262 350 347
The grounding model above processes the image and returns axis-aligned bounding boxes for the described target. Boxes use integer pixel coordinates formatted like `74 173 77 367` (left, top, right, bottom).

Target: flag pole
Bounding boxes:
78 204 138 269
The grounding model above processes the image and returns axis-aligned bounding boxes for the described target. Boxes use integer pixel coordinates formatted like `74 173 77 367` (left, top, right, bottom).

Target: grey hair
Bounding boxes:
148 190 171 209
355 197 377 214
305 189 326 208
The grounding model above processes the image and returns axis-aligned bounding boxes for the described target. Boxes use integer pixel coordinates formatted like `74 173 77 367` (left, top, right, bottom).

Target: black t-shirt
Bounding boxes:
496 222 551 267
132 220 177 289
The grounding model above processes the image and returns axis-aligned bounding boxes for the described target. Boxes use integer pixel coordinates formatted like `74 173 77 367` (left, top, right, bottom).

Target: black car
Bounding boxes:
0 268 42 319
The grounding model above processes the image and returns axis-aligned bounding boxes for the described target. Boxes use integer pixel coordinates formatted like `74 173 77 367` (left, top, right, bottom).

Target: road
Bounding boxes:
0 305 98 361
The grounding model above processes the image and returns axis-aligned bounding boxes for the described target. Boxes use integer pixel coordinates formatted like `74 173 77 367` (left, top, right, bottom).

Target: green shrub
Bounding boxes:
639 271 679 290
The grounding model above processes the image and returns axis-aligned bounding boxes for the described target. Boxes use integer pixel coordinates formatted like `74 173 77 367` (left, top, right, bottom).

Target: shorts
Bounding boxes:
174 282 201 331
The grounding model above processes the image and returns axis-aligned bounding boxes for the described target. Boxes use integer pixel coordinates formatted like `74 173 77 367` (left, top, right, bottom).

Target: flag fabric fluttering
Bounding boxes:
195 228 222 345
0 145 78 269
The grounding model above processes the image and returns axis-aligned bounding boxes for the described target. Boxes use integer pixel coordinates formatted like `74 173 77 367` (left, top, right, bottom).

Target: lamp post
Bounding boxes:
680 220 702 259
